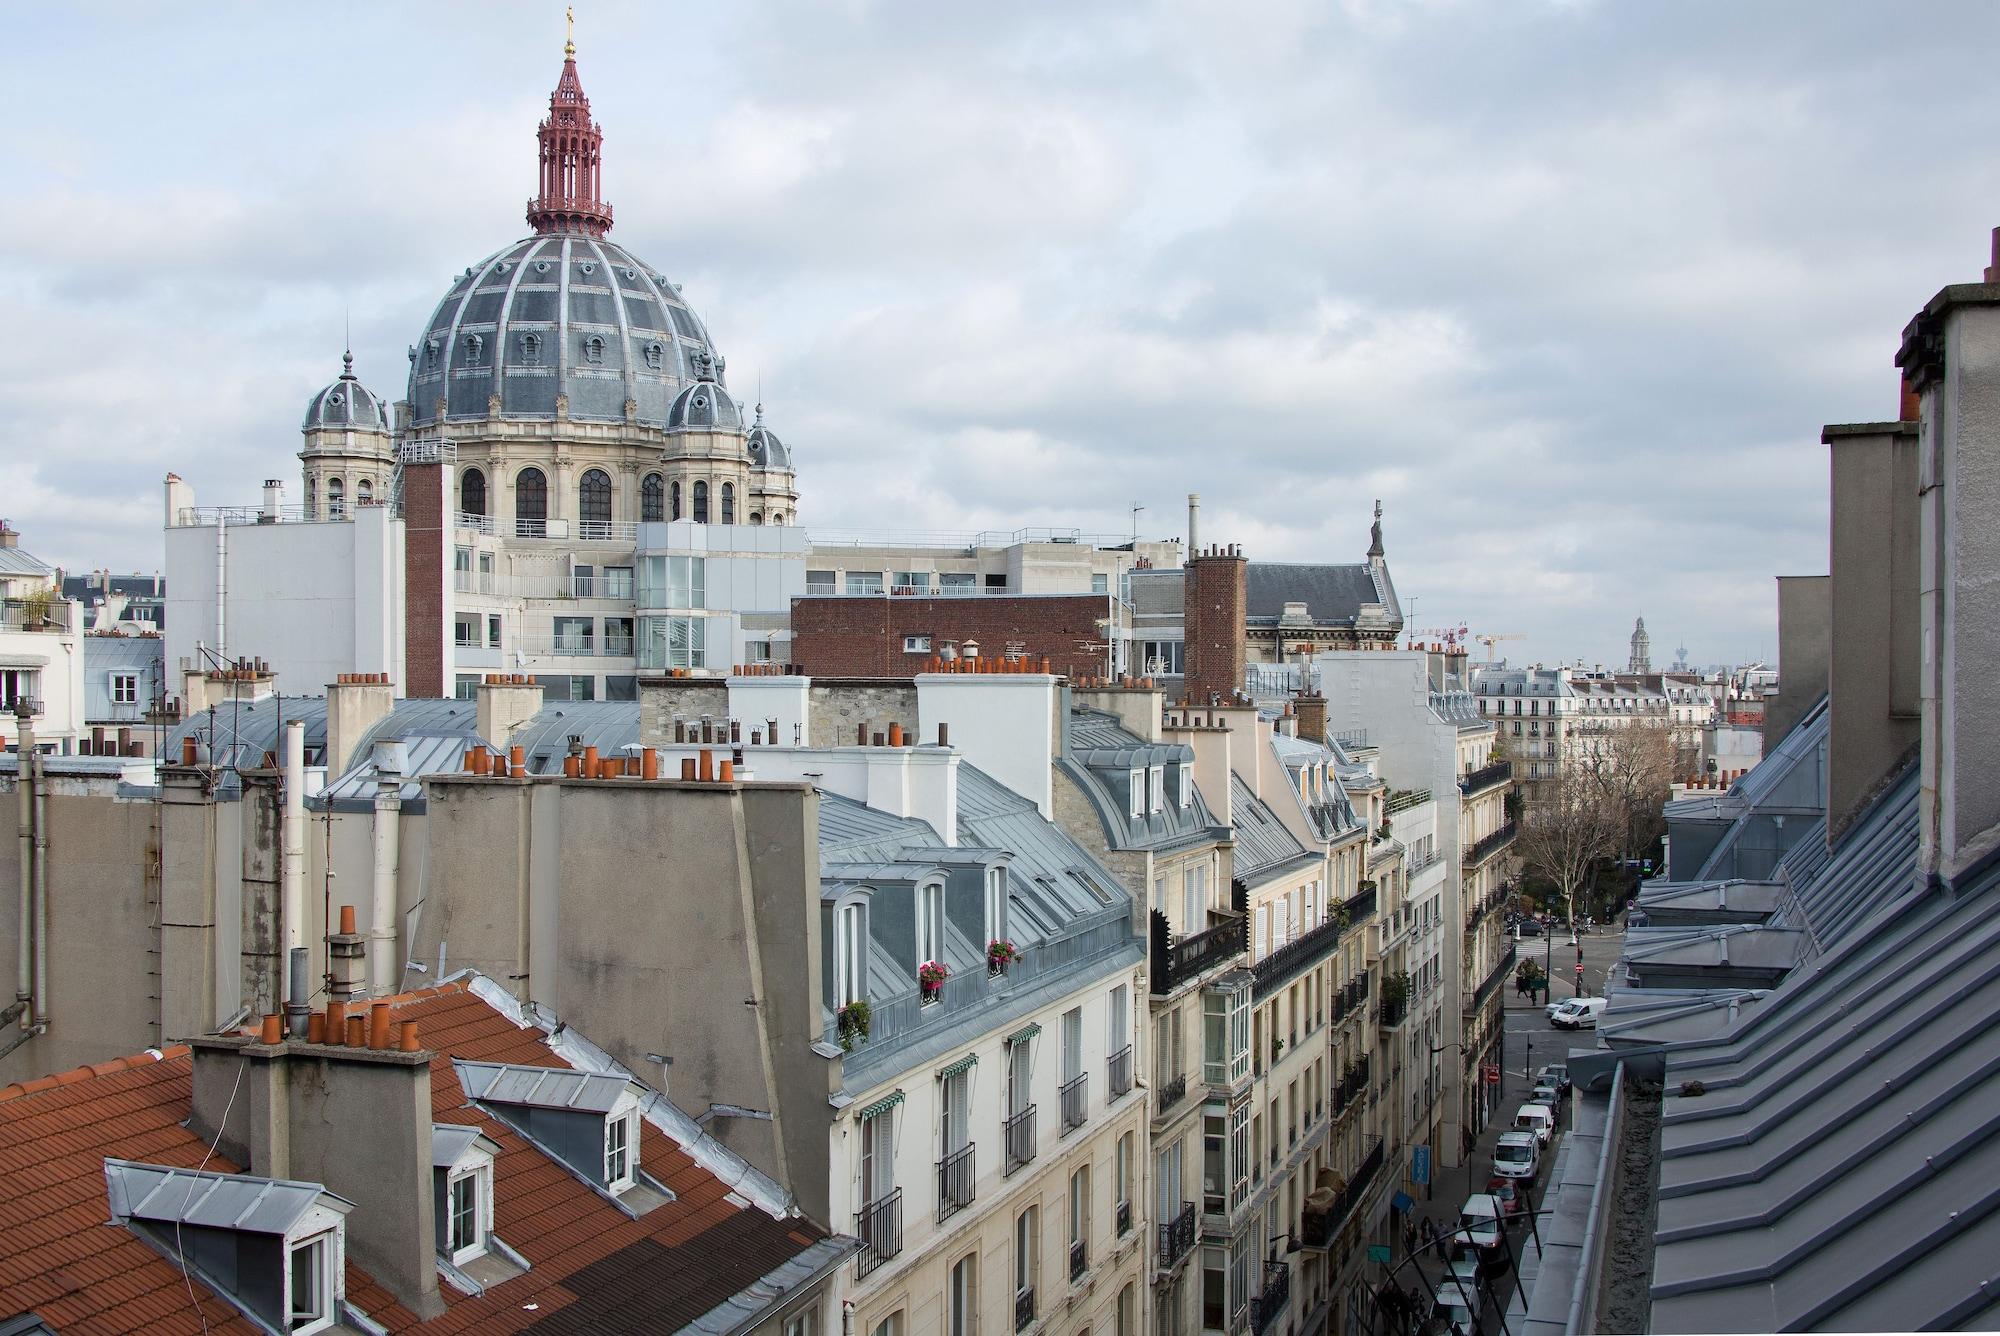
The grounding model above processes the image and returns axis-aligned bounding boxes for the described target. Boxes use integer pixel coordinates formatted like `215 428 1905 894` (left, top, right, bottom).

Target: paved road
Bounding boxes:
1395 924 1628 1333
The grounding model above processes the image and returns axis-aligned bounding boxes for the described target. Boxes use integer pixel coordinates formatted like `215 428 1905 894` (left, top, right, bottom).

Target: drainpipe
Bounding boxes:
368 742 403 996
214 517 227 662
30 750 48 1032
13 708 32 1031
282 720 305 952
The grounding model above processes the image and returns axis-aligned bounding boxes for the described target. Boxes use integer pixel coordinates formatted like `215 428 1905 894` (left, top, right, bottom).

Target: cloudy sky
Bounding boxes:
6 1 1997 668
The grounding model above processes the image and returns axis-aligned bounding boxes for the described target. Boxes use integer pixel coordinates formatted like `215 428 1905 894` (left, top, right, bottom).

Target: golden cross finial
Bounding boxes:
564 6 576 57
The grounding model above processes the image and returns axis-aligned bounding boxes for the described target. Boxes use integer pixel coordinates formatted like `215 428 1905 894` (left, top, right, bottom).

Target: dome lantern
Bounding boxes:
526 24 613 238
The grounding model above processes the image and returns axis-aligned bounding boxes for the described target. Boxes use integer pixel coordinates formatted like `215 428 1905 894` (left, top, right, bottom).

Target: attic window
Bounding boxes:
606 1111 635 1191
1148 765 1165 815
289 1232 335 1332
433 1125 500 1269
1128 769 1144 819
1178 763 1192 809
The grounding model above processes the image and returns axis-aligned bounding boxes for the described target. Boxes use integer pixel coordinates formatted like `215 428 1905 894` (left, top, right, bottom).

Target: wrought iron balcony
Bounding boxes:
1251 1261 1291 1335
1156 1073 1188 1118
1471 941 1517 1010
1157 1201 1197 1271
936 1144 976 1223
1015 1285 1036 1332
1458 758 1512 797
1347 883 1379 925
1149 909 1248 995
1060 1073 1089 1135
1005 1105 1037 1175
1069 1238 1088 1282
1465 820 1518 865
853 1188 903 1277
1253 913 1343 1000
1376 995 1409 1030
1299 1137 1385 1248
1109 1044 1133 1098
1117 1197 1133 1237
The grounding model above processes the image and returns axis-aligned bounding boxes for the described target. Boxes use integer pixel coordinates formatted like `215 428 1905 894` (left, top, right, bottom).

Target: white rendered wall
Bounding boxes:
0 600 85 749
916 674 1059 819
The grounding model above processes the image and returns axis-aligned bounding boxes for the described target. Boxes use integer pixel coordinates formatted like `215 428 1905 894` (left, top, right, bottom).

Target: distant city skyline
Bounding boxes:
5 2 1997 669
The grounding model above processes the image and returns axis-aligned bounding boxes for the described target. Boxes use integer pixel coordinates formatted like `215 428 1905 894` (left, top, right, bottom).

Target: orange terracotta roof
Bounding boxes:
0 979 834 1335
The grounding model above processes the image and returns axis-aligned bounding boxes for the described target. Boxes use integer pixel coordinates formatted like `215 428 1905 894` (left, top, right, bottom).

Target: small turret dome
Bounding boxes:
745 403 793 470
304 352 390 433
667 353 742 431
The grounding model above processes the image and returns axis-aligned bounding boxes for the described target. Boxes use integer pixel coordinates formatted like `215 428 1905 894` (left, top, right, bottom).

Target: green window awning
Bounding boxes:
855 1089 904 1122
938 1053 979 1080
1007 1022 1042 1046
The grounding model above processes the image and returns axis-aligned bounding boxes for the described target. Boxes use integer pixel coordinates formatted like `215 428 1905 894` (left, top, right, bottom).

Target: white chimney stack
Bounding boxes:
1188 492 1201 554
260 479 284 521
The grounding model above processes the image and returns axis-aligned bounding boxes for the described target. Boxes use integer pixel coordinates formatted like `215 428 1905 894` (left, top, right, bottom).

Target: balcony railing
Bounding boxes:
1015 1286 1036 1333
453 511 497 534
1117 1198 1132 1237
1465 820 1518 865
1458 758 1512 796
1252 913 1343 1001
1299 1138 1385 1248
1472 942 1517 1011
1109 1045 1133 1098
853 1188 903 1277
1385 787 1432 815
1158 1201 1197 1271
1347 883 1379 926
1251 1262 1291 1335
1376 995 1409 1029
0 599 72 634
1155 1073 1187 1118
1332 1054 1370 1118
1060 1073 1088 1135
1070 1238 1088 1282
1005 1105 1037 1175
1149 909 1248 996
936 1144 975 1223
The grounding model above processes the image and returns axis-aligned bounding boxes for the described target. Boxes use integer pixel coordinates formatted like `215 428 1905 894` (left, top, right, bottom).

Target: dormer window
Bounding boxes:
835 900 867 1008
1148 765 1165 815
985 866 1006 945
1178 763 1193 809
454 1063 657 1204
432 1124 501 1270
605 1110 634 1191
290 1231 335 1332
1128 769 1145 819
917 881 946 967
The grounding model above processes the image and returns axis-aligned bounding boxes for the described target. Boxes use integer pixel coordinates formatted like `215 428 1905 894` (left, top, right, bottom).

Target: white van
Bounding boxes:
1515 1103 1556 1147
1550 996 1607 1030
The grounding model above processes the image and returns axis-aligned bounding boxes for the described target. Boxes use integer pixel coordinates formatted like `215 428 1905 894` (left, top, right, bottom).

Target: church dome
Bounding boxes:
403 41 722 431
745 405 793 469
667 359 743 431
303 353 390 433
405 234 721 429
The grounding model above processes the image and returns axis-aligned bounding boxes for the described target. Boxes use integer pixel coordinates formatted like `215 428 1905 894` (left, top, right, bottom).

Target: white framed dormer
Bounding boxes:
1148 764 1165 815
287 1206 346 1335
605 1088 642 1193
433 1125 501 1268
109 670 139 707
917 879 946 967
1128 768 1145 819
1177 761 1193 809
984 864 1007 947
831 893 871 1012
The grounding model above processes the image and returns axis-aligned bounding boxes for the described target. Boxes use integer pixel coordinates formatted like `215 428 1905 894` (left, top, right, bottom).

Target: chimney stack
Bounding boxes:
1187 493 1201 554
260 479 284 522
1183 543 1248 707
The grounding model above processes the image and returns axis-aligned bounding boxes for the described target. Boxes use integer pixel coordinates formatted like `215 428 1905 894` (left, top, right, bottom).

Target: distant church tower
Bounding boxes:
1629 616 1652 675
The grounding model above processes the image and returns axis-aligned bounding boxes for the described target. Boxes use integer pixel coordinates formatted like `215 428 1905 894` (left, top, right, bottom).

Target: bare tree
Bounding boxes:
1514 763 1620 965
1593 722 1676 871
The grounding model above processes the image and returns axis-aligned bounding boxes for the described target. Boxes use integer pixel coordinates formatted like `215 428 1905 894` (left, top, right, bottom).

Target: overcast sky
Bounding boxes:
6 1 1997 669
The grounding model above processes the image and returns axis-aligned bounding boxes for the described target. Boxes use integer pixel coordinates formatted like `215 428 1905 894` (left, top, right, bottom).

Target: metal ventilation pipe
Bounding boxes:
1188 493 1201 553
30 750 47 1032
286 947 311 1039
13 709 33 1032
368 741 404 996
282 720 305 957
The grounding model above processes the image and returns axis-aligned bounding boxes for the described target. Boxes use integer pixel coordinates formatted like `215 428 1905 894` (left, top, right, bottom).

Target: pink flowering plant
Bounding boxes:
986 939 1019 972
918 959 949 998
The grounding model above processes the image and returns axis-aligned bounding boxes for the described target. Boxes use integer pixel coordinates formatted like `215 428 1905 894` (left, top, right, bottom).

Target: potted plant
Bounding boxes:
836 999 872 1052
918 959 949 1003
1271 1034 1285 1060
986 939 1018 975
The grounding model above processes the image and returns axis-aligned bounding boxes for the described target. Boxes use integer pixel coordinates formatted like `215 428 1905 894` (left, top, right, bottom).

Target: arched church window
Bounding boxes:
306 477 318 519
641 473 665 523
516 468 547 537
579 469 612 534
720 483 735 524
670 481 683 521
461 467 487 517
692 481 710 524
518 333 542 366
327 478 346 520
583 335 605 365
357 478 373 506
464 334 484 366
749 511 763 526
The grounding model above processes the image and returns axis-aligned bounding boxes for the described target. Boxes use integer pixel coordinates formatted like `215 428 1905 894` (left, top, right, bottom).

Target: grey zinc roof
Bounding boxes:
301 352 390 433
1243 562 1385 626
81 636 164 721
430 1123 501 1169
1229 774 1314 883
502 700 643 774
0 547 53 578
667 372 743 431
455 1060 634 1115
406 234 722 429
745 405 795 470
104 1159 351 1235
1059 708 1223 853
166 696 331 782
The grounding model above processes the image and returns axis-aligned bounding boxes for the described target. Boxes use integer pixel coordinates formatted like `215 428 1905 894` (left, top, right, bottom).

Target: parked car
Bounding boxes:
1544 995 1573 1021
1536 1063 1571 1094
1458 1193 1505 1255
1491 1131 1539 1181
1531 1081 1563 1108
1432 1286 1483 1336
1550 997 1607 1030
1515 1104 1556 1147
1486 1176 1529 1222
1517 918 1543 938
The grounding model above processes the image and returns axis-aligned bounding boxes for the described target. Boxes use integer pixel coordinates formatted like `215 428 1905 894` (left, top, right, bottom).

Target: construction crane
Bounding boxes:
1410 624 1469 650
1477 633 1525 662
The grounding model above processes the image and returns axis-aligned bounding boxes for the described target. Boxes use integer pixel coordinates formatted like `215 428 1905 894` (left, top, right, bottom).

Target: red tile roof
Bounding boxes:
0 979 834 1335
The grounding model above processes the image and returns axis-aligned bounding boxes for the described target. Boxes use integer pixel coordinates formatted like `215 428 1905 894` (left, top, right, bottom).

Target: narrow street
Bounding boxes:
1393 922 1627 1333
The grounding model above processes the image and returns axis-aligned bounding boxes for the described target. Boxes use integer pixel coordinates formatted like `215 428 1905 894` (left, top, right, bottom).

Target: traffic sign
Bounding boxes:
1484 1065 1501 1085
1575 963 1585 975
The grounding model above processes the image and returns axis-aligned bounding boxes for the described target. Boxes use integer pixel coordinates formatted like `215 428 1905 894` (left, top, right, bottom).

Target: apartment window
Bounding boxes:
454 613 479 648
604 675 637 702
1157 1139 1184 1222
574 564 596 598
1184 863 1210 930
110 672 138 706
460 467 487 517
1253 906 1267 961
847 571 885 596
446 1167 488 1263
834 902 866 1006
1141 640 1184 675
720 482 735 524
984 573 1007 590
487 615 502 649
948 1256 976 1336
553 616 593 656
1177 763 1192 808
602 565 634 600
1116 1284 1135 1336
784 1308 821 1336
478 551 494 592
605 1112 634 1190
918 882 946 968
806 569 836 594
1203 980 1251 1085
288 1232 334 1334
1007 1033 1033 1115
1069 1165 1091 1280
514 468 546 534
1115 1133 1133 1236
1015 1207 1039 1325
1091 573 1109 594
579 469 612 529
1148 765 1165 815
985 867 1006 948
637 615 708 670
455 546 472 589
892 571 930 594
1061 1008 1085 1132
453 675 479 701
940 572 976 593
1109 985 1129 1058
870 1317 903 1336
861 1105 895 1205
905 635 932 654
1128 769 1145 819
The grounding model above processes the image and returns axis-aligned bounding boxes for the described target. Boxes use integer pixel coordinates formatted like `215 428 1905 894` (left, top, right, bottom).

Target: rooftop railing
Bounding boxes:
1149 909 1248 996
1465 821 1518 865
1458 758 1512 796
1253 914 1343 1001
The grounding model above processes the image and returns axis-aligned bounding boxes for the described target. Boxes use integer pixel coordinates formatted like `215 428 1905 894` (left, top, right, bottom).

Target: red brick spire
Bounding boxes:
526 17 613 237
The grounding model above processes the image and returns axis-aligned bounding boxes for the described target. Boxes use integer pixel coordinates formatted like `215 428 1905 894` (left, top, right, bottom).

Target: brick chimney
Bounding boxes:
1184 544 1247 706
0 520 15 549
1294 688 1328 743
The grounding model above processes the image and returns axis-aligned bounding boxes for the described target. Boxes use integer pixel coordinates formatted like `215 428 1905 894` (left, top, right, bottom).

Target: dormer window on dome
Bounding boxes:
104 1159 353 1336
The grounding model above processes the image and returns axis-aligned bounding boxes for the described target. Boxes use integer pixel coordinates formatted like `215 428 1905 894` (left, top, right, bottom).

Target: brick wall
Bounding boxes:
789 594 1110 679
1183 547 1247 705
402 463 447 698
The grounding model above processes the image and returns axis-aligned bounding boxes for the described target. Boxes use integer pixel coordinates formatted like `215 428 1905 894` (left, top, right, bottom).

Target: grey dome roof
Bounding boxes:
745 405 793 469
406 234 721 429
303 353 390 433
667 364 743 431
